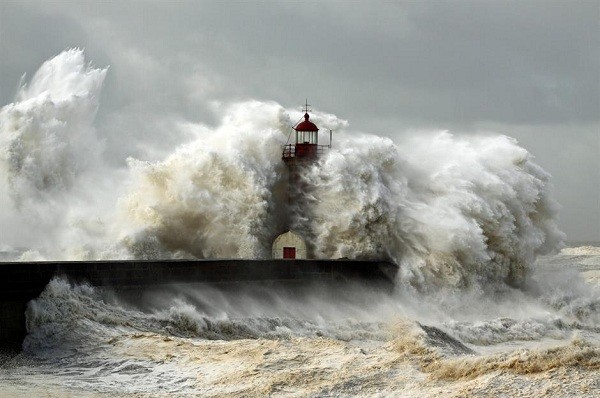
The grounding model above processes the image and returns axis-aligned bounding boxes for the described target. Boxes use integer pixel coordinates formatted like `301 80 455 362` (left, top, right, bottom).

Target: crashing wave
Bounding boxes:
0 49 564 289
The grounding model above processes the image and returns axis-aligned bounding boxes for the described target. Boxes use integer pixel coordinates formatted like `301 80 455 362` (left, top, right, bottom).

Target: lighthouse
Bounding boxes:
272 101 331 260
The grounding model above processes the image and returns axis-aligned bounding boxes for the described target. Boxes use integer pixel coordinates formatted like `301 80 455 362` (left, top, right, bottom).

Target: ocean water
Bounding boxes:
0 247 598 397
0 50 597 397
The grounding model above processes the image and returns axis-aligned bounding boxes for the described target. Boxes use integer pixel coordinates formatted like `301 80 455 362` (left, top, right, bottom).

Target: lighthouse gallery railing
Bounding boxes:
281 144 330 160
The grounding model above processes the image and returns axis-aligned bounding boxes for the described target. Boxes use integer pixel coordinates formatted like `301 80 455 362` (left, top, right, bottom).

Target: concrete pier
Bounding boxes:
0 259 397 349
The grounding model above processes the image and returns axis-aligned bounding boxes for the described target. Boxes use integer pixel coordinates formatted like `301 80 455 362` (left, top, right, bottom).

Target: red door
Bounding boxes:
283 247 296 259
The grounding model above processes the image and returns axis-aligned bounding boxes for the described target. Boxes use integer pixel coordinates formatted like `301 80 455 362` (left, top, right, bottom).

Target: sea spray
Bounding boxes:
23 277 394 350
0 49 565 290
0 49 117 259
120 101 291 259
122 118 564 288
301 132 564 289
0 49 106 204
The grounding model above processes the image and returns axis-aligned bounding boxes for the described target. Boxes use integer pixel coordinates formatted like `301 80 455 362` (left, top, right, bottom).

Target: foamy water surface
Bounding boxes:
0 50 597 397
0 248 598 397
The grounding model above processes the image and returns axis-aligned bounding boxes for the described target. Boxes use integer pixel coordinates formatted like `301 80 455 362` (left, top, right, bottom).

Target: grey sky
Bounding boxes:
1 1 598 241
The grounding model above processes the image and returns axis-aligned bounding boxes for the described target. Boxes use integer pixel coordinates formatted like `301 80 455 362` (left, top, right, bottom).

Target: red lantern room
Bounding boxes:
282 100 331 163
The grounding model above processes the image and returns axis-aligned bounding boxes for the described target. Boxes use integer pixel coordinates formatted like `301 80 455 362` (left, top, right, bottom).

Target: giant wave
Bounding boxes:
0 49 564 290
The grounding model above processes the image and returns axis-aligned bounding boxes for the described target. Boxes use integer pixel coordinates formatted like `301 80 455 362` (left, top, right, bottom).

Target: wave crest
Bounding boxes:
303 133 564 288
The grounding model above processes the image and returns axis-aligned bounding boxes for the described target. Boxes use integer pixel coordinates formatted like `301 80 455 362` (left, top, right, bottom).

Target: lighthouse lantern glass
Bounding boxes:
298 131 317 144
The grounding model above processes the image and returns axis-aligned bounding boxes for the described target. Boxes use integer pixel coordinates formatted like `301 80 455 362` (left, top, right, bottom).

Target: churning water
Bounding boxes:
0 250 598 397
0 50 597 397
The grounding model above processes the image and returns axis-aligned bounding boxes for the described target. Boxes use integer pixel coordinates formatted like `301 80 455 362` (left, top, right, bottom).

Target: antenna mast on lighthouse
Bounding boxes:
302 99 311 113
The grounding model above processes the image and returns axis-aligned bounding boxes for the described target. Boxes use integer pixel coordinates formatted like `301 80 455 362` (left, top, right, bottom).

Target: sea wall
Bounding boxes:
0 259 397 348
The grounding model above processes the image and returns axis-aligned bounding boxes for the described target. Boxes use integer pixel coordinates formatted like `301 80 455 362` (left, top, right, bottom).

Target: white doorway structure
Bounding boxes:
272 231 307 259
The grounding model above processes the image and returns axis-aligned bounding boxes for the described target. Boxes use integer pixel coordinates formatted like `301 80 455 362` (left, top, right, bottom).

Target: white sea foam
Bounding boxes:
119 101 290 259
300 132 564 289
8 265 598 397
561 246 600 256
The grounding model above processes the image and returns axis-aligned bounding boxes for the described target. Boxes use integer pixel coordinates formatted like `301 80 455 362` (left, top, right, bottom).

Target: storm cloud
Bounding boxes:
0 0 598 241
